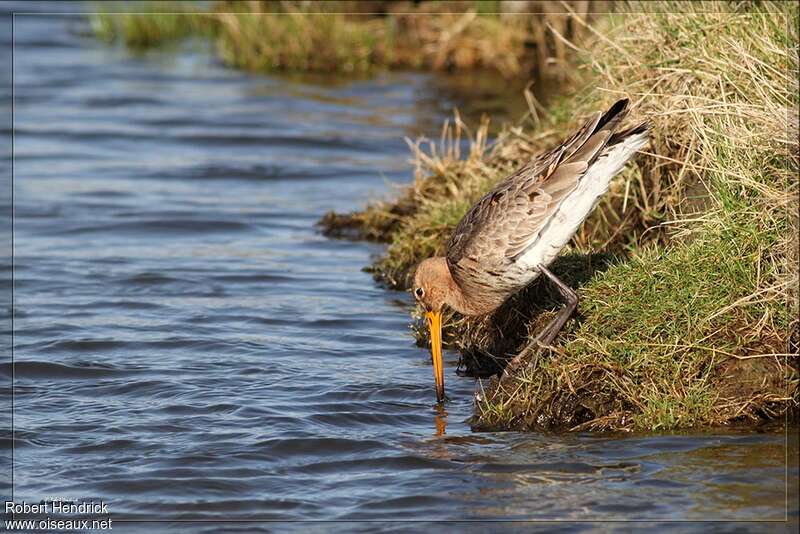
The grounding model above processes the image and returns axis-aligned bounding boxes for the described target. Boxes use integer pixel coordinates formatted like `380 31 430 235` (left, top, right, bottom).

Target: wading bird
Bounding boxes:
413 99 649 401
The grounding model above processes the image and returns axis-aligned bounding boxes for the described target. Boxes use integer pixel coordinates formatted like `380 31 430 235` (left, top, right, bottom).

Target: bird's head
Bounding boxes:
413 257 452 313
413 257 453 403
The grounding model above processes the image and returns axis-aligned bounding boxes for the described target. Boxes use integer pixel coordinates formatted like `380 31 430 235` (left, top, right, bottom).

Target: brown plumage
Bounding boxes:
413 98 650 401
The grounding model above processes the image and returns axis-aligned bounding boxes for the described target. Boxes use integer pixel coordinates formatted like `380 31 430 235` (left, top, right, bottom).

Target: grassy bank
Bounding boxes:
325 1 799 431
89 1 604 77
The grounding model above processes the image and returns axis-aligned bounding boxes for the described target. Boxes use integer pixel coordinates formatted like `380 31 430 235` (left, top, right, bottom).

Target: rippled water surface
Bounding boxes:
5 5 798 531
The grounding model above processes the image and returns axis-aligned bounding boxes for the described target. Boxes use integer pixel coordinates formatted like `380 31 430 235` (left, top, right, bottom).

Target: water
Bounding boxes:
4 5 798 531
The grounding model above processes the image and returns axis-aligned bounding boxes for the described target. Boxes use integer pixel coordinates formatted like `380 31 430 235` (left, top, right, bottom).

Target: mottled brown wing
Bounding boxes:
444 157 586 291
445 99 631 291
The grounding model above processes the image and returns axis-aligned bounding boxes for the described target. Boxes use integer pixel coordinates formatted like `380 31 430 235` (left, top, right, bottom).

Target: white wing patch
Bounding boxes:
517 131 649 270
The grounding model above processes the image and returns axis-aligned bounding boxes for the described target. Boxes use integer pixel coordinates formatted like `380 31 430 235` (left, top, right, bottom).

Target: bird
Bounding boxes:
413 98 650 402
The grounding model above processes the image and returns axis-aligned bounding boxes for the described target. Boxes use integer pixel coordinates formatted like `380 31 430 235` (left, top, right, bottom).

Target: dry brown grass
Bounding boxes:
326 1 799 431
91 0 799 431
91 1 608 76
476 2 800 431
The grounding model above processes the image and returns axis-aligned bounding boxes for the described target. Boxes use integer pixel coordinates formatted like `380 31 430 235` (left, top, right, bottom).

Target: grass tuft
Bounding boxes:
89 2 215 49
89 1 606 76
328 1 799 431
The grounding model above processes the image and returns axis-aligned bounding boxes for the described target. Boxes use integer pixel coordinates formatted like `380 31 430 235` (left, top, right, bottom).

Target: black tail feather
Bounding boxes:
594 98 630 133
608 120 652 145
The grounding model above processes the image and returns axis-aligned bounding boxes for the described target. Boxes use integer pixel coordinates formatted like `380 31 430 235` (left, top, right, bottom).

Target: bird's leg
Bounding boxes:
534 264 578 347
501 265 578 382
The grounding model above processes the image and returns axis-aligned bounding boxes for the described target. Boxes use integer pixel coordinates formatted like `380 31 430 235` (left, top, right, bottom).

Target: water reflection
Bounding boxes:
6 4 798 526
434 404 448 437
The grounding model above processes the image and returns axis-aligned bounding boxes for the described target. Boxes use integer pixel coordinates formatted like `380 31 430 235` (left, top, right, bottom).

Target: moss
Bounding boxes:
329 1 799 431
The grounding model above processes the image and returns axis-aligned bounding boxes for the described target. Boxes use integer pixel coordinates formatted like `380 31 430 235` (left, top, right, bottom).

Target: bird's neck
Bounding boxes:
449 288 500 316
441 264 496 316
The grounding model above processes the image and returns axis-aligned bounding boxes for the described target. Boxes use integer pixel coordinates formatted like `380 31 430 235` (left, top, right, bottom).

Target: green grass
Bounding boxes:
215 9 391 73
509 220 789 431
88 1 599 76
478 2 799 431
89 3 214 49
329 1 798 431
92 1 798 431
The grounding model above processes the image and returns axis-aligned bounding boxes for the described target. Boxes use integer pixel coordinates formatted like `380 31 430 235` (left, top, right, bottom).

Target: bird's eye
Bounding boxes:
414 287 424 299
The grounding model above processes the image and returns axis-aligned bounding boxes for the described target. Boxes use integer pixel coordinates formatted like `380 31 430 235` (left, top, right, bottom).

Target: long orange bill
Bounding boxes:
425 311 444 402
